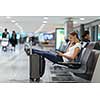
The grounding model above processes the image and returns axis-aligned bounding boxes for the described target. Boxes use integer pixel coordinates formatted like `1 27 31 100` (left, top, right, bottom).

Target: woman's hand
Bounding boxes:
56 51 63 56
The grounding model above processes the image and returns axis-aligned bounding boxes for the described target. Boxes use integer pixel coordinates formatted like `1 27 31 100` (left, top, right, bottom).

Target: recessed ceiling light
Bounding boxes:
80 18 85 20
43 21 47 24
6 16 11 19
15 23 19 25
73 21 78 24
43 17 48 20
11 20 16 23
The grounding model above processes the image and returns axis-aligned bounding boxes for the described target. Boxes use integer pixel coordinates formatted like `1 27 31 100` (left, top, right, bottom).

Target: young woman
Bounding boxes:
32 31 81 63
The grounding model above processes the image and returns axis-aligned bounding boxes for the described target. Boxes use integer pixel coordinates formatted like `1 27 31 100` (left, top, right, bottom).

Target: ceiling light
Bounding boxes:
6 16 11 19
15 23 19 25
73 21 78 24
43 21 47 24
11 20 16 23
80 18 85 20
43 17 48 20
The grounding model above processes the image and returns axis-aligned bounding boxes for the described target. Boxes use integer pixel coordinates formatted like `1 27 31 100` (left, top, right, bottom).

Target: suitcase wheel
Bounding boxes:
36 78 40 82
30 78 40 82
30 78 35 82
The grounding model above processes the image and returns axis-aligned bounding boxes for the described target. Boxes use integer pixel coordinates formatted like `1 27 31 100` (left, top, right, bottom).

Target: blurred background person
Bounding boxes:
2 28 9 38
81 30 90 48
10 31 17 51
82 30 90 42
1 28 9 51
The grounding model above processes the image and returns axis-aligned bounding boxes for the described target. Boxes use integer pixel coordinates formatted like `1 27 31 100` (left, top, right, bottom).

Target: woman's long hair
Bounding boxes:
70 31 79 40
69 31 80 45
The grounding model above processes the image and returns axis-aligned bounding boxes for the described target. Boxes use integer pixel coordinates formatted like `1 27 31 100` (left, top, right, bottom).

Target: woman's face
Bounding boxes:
68 35 76 43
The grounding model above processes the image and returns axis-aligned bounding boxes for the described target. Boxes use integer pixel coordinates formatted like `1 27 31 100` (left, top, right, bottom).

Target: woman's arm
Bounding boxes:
58 47 80 60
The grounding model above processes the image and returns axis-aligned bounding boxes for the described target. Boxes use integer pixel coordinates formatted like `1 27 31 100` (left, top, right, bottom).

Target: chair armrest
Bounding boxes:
58 62 81 65
57 62 81 69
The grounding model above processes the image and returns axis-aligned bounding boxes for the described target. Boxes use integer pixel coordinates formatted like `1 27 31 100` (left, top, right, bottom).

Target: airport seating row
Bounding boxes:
50 42 100 82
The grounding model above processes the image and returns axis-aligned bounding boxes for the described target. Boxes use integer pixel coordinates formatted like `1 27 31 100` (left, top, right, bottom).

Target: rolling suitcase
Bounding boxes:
30 54 45 82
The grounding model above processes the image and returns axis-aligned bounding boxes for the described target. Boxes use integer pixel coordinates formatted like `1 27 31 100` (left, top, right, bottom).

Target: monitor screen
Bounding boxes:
43 33 53 40
39 33 54 42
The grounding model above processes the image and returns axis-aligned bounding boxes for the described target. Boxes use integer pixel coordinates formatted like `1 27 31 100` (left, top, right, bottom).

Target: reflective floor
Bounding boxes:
0 44 29 82
0 44 53 83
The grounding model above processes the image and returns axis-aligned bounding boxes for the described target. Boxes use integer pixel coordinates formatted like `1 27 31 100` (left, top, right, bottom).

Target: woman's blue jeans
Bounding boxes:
32 49 63 63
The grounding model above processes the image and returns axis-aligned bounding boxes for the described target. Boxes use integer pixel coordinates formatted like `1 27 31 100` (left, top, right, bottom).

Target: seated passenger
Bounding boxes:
81 30 90 48
32 32 81 63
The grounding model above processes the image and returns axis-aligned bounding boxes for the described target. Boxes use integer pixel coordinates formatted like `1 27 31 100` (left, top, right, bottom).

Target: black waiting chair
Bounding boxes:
51 49 100 82
52 48 93 74
73 49 100 81
50 42 99 81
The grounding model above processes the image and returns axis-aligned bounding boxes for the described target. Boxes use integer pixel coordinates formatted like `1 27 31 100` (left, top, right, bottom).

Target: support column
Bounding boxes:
64 17 73 38
80 24 85 40
91 26 95 41
89 27 92 41
95 25 98 41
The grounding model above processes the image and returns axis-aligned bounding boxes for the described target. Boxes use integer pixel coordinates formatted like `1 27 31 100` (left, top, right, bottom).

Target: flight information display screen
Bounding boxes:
98 33 100 40
55 28 66 50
